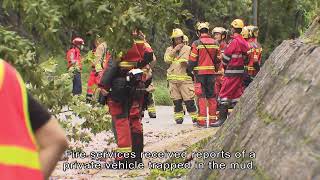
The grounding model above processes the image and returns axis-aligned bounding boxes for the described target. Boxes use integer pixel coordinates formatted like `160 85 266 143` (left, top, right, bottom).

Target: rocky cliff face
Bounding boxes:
188 17 320 180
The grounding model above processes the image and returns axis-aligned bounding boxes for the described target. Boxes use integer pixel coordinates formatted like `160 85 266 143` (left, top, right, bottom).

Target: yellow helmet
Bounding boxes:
183 35 189 43
196 22 210 31
251 26 259 37
171 28 184 39
241 26 250 39
212 27 226 34
231 19 244 29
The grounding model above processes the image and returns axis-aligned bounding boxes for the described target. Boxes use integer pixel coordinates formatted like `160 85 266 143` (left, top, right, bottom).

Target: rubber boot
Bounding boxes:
196 118 207 127
86 94 93 103
173 99 184 124
184 100 197 123
131 132 144 164
148 111 156 118
175 118 184 124
210 104 228 127
147 93 156 118
228 102 236 116
190 113 198 124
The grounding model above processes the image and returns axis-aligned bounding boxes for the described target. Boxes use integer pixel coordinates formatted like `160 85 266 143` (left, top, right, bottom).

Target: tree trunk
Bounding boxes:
253 0 258 25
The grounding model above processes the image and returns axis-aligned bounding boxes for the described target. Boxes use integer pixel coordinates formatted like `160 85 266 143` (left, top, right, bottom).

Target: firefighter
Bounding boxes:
224 29 232 44
188 22 220 127
241 26 253 87
212 27 227 97
141 36 157 119
0 59 68 179
99 29 154 166
66 37 84 95
86 35 111 103
241 26 251 40
142 63 157 118
164 28 197 124
211 19 250 127
183 35 189 45
212 27 227 119
245 25 262 85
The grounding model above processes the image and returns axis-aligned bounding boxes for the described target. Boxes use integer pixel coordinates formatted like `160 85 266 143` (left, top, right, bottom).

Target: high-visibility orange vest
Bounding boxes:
0 60 43 179
66 47 82 70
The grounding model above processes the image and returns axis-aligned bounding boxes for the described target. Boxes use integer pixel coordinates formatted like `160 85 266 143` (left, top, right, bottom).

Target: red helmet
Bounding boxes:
72 37 84 45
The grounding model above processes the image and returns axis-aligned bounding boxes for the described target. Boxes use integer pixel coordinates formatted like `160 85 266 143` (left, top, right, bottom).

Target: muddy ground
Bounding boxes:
51 106 218 179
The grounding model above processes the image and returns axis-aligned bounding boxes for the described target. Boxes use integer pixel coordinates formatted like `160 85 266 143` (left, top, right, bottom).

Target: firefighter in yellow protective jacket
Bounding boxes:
164 28 197 124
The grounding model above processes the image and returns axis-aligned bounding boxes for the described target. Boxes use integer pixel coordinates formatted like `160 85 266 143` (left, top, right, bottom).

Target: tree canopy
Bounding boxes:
0 0 318 135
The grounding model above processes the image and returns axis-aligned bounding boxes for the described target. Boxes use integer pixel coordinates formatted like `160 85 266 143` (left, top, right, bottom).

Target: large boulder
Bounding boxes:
188 17 320 180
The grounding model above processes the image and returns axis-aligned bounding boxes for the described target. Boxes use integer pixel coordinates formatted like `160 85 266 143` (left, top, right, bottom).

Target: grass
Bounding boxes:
153 80 172 106
146 137 211 180
253 165 272 180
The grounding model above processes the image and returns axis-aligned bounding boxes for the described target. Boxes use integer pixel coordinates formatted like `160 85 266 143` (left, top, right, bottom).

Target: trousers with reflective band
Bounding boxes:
119 61 138 69
167 74 192 81
0 60 43 179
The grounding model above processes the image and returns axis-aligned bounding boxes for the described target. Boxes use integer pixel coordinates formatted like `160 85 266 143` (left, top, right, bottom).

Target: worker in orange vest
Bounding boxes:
188 22 220 127
0 59 68 179
66 37 84 95
99 29 154 166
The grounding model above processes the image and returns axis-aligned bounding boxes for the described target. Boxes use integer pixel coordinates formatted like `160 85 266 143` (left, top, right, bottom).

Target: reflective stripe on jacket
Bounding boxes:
222 34 250 77
0 60 43 179
188 34 220 75
164 45 192 82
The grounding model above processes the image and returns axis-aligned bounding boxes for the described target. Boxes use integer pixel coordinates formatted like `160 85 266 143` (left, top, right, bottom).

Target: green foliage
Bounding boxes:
0 0 186 143
0 26 37 79
147 153 189 179
2 0 62 52
182 0 319 60
148 168 189 180
257 0 319 58
314 30 320 44
71 96 112 135
36 57 112 134
0 25 110 138
147 137 211 179
1 0 319 143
